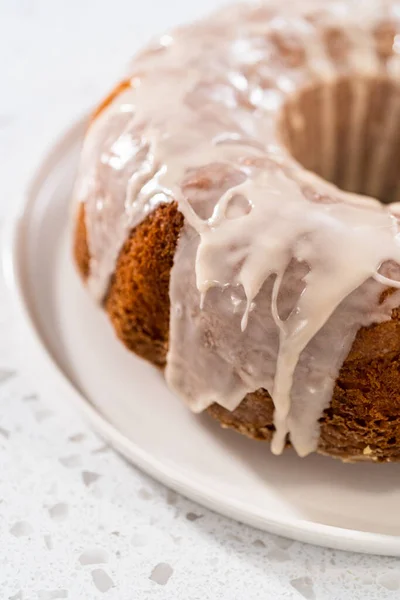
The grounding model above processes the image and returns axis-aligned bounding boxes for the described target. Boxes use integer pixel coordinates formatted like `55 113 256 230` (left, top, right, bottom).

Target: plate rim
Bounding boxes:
3 117 400 556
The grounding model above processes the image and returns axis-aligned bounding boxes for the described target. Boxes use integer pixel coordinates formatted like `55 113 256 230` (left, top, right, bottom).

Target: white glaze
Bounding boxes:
74 0 400 456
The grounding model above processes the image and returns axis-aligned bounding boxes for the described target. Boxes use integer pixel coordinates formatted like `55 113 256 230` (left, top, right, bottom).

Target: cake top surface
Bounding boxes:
74 0 400 456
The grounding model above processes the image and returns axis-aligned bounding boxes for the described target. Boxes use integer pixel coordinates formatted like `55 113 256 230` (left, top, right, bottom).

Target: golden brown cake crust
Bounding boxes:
74 200 400 462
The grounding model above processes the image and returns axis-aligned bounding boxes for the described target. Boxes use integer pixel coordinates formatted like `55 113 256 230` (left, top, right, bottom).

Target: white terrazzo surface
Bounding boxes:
1 1 400 598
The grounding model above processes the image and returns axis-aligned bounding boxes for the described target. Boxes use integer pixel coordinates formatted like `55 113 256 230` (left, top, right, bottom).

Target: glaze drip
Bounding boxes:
74 0 400 456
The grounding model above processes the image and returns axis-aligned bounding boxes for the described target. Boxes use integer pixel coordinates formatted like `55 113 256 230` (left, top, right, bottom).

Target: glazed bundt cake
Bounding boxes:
73 0 400 462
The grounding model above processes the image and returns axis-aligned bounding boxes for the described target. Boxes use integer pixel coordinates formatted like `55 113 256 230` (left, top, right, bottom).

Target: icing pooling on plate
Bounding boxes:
74 0 400 456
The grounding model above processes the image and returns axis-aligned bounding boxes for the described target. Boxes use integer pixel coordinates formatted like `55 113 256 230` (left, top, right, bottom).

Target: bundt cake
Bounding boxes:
73 0 400 462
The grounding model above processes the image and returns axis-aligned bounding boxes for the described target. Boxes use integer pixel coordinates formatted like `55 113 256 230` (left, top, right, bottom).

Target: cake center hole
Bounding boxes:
280 75 400 204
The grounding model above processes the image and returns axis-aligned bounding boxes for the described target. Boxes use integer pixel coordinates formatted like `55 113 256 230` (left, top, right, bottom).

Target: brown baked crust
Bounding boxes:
74 198 400 462
105 203 184 366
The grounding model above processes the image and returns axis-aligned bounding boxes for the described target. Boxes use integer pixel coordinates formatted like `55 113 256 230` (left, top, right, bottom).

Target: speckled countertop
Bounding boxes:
1 1 400 598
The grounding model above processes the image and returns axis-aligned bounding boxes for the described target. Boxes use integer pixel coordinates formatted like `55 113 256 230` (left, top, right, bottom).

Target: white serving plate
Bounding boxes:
3 119 400 556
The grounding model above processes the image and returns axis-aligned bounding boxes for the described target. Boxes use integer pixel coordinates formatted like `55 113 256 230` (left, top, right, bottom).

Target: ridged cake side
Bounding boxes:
74 201 400 462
